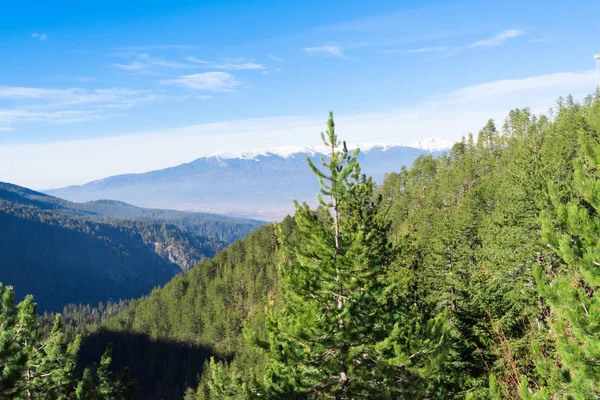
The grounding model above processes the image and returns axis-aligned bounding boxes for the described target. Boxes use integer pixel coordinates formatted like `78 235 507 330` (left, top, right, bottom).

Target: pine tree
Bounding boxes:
0 284 27 397
521 131 600 398
0 283 134 399
210 112 448 399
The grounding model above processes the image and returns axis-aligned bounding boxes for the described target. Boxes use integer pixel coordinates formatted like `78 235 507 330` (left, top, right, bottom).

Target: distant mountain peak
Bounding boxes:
46 143 434 220
209 146 320 160
408 137 454 151
207 140 449 161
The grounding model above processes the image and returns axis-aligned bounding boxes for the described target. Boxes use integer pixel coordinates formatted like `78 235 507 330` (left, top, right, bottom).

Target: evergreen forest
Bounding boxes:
3 93 600 399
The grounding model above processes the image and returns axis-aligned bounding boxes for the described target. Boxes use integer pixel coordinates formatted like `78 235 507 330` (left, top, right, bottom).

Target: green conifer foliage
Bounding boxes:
522 120 600 398
0 283 133 399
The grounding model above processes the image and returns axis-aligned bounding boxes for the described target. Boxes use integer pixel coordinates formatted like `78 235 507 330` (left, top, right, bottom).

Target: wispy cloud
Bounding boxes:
113 44 203 51
184 57 265 70
0 126 14 132
136 53 191 68
162 72 241 92
112 52 267 73
31 33 47 40
0 86 156 125
405 46 449 54
442 70 593 104
267 54 284 62
0 109 105 125
112 61 147 71
304 45 346 58
468 29 524 48
53 76 97 82
0 87 152 106
112 53 194 72
381 29 525 56
382 46 449 54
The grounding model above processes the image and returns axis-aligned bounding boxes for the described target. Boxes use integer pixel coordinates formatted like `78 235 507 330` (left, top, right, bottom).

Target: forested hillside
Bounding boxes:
0 184 263 311
5 94 600 399
78 223 281 399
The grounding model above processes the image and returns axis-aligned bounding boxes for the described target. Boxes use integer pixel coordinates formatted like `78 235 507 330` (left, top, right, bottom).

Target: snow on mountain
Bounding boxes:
209 145 321 160
208 140 450 161
408 137 454 152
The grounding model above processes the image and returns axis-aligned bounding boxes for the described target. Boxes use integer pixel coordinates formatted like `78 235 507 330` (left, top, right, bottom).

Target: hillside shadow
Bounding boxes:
0 212 177 312
79 329 220 400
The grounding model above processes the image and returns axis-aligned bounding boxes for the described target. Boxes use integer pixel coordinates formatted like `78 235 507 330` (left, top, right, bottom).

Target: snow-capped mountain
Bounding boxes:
209 139 453 160
47 142 448 220
408 137 455 152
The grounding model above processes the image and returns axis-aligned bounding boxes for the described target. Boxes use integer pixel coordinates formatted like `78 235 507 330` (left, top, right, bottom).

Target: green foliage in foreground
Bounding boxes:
520 99 600 399
0 283 134 399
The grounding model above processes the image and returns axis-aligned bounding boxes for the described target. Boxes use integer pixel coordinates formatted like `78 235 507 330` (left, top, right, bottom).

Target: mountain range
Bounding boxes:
47 139 453 220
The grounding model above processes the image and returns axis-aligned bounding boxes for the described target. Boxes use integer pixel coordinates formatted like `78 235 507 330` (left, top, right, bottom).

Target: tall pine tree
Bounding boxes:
210 112 448 399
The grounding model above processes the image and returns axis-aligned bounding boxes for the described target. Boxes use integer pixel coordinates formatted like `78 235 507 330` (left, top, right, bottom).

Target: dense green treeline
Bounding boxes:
0 284 134 399
76 223 281 398
67 199 264 244
40 300 132 341
25 94 600 398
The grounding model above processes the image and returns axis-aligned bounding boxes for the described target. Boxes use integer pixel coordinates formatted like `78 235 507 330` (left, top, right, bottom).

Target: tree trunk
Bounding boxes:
331 139 349 397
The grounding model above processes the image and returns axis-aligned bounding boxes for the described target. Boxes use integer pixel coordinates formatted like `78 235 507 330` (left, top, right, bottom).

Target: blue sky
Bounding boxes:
1 0 599 188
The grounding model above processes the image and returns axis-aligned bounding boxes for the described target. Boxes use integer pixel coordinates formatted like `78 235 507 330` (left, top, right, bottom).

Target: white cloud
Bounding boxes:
381 29 524 55
267 54 284 62
162 72 241 92
185 57 265 70
136 53 192 68
304 45 346 58
0 109 103 125
0 86 151 106
1 69 595 189
53 76 97 82
468 29 524 48
442 71 594 104
405 46 449 53
31 33 47 40
112 61 147 71
112 53 267 73
216 62 264 70
0 127 14 132
183 56 210 65
0 86 154 125
111 53 194 72
113 44 202 51
382 46 448 54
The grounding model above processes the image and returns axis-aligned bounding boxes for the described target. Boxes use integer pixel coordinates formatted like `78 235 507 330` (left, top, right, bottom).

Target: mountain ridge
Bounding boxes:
46 141 450 220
